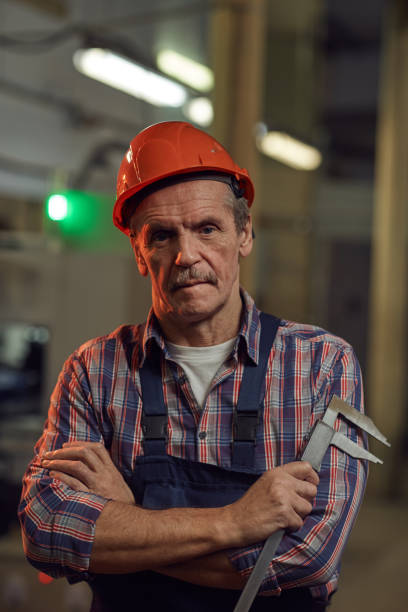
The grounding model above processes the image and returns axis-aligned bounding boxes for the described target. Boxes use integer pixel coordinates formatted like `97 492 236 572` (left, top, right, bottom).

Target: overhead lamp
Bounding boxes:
255 124 322 171
73 48 188 108
183 97 214 127
157 49 214 93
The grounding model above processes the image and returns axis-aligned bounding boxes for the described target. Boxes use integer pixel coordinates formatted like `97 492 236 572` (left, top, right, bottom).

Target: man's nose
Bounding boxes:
174 234 200 267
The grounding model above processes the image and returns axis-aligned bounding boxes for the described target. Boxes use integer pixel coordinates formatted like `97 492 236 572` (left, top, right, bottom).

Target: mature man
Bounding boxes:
19 122 366 611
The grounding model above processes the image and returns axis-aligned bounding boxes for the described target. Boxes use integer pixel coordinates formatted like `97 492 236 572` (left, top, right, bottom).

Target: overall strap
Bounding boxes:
232 313 281 470
139 345 167 456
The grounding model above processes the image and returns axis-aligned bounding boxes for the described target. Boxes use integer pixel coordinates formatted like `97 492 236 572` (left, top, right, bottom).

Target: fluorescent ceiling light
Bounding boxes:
73 48 188 108
256 126 322 171
157 49 214 93
183 97 214 127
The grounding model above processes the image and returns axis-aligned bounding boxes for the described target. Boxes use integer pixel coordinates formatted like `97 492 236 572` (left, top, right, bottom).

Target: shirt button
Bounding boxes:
199 431 207 440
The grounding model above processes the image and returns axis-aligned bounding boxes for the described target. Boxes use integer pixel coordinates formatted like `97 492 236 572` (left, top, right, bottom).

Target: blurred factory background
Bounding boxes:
0 0 407 610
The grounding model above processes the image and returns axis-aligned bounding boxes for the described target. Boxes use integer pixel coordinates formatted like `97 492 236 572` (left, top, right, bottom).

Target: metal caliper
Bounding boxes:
233 395 390 612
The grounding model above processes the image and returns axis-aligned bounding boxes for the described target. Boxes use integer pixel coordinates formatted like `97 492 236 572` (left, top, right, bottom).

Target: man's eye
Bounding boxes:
151 230 170 243
200 226 216 235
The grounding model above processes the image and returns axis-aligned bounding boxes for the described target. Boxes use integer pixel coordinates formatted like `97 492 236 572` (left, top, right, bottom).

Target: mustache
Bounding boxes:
170 267 217 291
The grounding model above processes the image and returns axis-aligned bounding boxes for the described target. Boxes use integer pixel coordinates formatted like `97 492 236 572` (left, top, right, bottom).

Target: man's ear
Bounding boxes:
238 215 253 258
130 235 149 277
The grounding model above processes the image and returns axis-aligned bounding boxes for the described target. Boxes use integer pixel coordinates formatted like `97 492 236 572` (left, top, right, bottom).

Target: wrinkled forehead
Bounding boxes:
129 179 235 230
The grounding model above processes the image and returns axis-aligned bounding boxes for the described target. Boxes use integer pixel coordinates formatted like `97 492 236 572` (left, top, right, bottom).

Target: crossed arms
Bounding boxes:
39 441 318 588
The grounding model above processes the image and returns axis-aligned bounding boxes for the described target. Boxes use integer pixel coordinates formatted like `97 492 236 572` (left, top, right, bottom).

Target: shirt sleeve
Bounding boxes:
18 351 110 581
227 342 368 599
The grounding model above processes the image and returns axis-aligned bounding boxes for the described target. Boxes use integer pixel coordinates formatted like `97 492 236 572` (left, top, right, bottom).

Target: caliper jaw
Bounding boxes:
302 420 384 471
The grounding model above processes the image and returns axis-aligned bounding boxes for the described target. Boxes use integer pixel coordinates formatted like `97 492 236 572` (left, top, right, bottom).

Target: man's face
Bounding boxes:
129 179 252 333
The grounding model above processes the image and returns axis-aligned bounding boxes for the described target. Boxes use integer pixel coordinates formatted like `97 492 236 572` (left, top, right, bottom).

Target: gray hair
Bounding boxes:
227 195 250 234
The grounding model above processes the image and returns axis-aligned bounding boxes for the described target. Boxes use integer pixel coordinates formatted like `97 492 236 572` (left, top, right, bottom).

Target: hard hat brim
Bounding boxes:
113 165 254 236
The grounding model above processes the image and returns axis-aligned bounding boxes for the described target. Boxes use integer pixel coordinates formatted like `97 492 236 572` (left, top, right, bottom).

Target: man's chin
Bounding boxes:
172 292 218 320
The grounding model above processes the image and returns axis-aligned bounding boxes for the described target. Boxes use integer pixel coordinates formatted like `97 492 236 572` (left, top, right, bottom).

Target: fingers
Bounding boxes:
41 442 106 489
42 457 94 487
62 441 112 466
302 465 320 487
261 462 319 504
49 470 90 492
281 461 320 486
42 442 105 472
278 463 319 523
41 441 136 505
291 494 314 522
295 478 318 503
270 469 317 523
228 460 321 545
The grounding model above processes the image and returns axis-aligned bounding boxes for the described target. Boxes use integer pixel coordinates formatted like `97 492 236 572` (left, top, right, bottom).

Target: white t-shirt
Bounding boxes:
166 337 237 408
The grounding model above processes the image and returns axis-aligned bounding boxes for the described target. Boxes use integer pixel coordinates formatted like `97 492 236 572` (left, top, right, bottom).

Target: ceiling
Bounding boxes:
0 0 386 204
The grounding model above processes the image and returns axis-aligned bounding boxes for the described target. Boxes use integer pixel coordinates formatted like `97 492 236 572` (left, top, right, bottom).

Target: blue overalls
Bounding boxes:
90 314 319 611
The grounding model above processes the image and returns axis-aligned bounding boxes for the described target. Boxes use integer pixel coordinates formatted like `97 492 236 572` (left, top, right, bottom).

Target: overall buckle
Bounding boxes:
141 414 167 440
234 410 259 442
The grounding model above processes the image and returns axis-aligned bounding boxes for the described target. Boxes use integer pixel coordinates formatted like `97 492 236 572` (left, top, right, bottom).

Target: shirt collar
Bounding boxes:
140 288 261 367
236 288 261 365
140 309 167 367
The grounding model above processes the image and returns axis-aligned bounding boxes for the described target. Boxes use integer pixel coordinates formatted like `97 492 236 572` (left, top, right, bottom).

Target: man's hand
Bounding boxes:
223 461 319 547
41 441 135 505
40 447 318 577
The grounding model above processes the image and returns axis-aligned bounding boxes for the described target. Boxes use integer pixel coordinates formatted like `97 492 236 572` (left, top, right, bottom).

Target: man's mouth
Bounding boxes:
170 269 217 292
172 280 207 291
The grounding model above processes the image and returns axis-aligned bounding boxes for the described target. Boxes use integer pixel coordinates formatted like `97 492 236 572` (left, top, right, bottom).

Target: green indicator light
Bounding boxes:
44 190 126 253
47 194 68 221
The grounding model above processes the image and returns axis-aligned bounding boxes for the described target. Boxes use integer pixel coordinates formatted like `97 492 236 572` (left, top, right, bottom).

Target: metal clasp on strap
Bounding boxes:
141 414 167 440
233 410 259 442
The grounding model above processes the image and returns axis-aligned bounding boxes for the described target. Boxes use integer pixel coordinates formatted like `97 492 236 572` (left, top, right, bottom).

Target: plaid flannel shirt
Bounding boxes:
19 290 367 600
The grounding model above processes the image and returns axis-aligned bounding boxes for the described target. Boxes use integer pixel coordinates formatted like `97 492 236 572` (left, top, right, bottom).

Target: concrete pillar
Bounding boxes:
210 0 266 297
367 0 408 496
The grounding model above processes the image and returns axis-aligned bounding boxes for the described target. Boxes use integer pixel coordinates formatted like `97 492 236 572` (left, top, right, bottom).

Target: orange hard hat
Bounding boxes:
113 121 254 235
